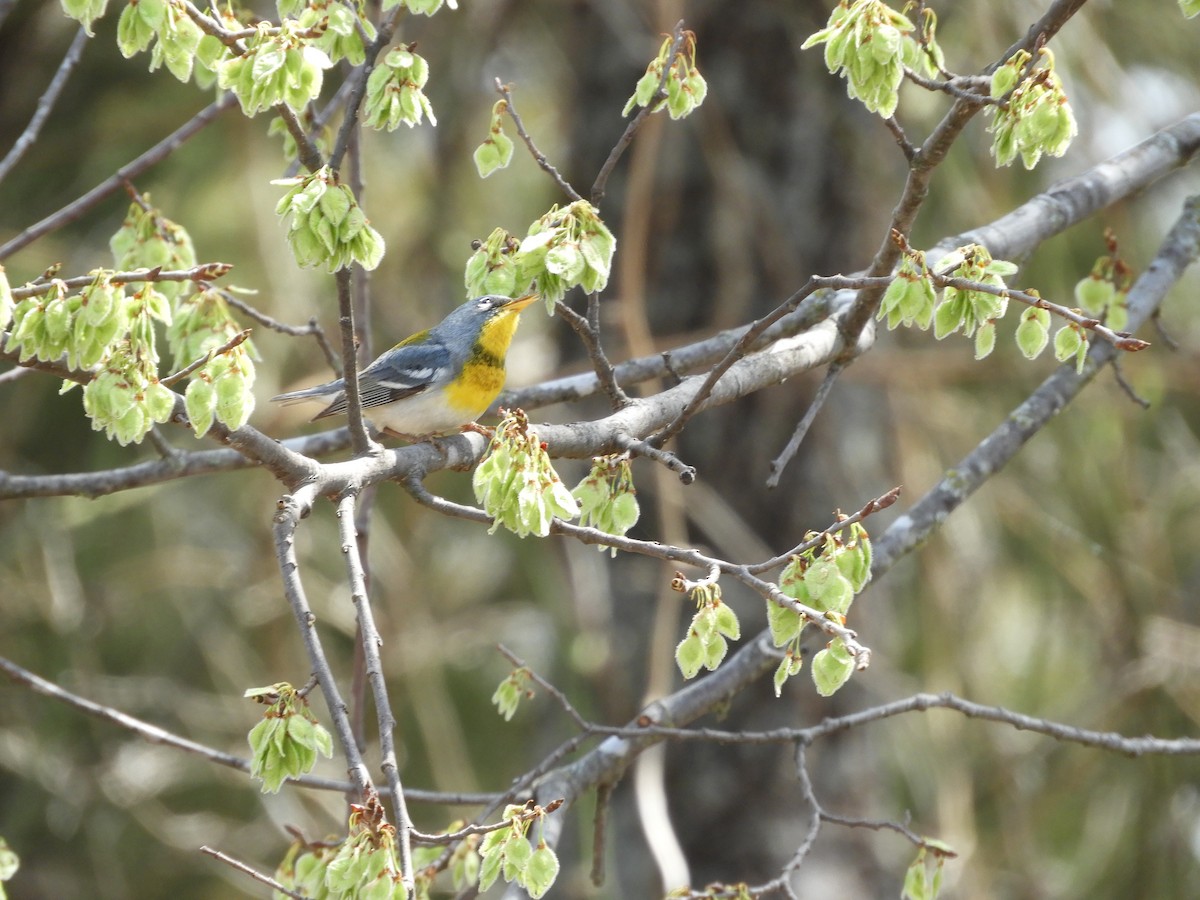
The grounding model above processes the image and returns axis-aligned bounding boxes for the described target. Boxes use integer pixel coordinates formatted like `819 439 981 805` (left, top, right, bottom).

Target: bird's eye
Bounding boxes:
476 297 495 311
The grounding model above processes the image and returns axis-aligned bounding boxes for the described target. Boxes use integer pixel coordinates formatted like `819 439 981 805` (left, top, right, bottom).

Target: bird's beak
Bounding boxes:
506 292 538 312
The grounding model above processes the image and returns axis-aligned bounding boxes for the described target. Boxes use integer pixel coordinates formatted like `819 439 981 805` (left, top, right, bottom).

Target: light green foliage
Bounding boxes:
6 195 258 445
1014 306 1051 360
473 100 515 178
988 48 1076 169
274 837 337 900
477 805 559 899
464 202 616 307
930 244 1017 356
111 0 206 82
0 836 18 900
622 29 708 120
318 802 407 900
521 201 616 306
363 45 436 130
245 682 334 793
492 667 533 721
878 252 937 330
1183 0 1200 17
802 0 944 118
1074 242 1132 332
473 410 580 537
169 288 258 435
772 523 871 696
218 22 332 116
273 166 386 272
674 581 740 679
811 637 855 696
110 200 197 300
298 1 376 66
1053 322 1089 373
902 844 953 900
59 0 109 35
572 454 640 554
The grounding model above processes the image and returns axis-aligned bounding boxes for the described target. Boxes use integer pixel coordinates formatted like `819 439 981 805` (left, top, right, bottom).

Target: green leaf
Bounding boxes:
525 845 559 899
675 633 705 679
713 602 740 640
1014 310 1049 360
767 599 804 647
811 638 855 697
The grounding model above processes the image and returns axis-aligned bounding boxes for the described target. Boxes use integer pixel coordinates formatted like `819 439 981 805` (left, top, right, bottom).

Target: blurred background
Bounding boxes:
1 0 1199 897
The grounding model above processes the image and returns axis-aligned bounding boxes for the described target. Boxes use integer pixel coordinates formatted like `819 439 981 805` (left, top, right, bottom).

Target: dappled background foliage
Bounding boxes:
1 0 1199 897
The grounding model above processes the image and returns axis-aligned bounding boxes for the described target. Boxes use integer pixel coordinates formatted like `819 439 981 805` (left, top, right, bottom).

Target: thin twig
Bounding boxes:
275 102 326 174
199 846 306 900
651 275 886 448
493 80 583 201
613 432 695 484
765 360 845 489
218 290 341 372
748 486 901 574
161 329 251 386
273 491 377 802
10 263 234 300
591 20 687 205
0 94 238 261
0 26 89 185
554 299 629 408
335 493 415 886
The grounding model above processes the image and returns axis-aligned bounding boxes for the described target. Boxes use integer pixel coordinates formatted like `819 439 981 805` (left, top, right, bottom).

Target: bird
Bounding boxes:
271 293 537 439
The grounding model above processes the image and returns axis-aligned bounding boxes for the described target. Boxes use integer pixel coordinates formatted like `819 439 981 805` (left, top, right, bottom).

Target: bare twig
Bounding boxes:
218 289 341 372
10 263 234 300
0 26 89 185
613 432 695 484
765 360 845 488
651 275 885 448
493 80 583 201
553 298 629 408
199 846 306 899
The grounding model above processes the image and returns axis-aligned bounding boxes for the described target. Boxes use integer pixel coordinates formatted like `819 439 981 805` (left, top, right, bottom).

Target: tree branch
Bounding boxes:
0 94 238 262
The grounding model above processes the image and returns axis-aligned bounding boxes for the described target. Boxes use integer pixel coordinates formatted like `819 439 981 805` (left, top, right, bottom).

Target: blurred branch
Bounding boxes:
0 25 89 186
0 93 239 262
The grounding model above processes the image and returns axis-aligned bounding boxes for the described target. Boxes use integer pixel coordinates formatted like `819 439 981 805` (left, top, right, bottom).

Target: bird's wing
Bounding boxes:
312 340 451 418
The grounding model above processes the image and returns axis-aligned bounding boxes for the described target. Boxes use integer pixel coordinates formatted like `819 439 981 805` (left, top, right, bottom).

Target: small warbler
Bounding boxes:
271 293 537 439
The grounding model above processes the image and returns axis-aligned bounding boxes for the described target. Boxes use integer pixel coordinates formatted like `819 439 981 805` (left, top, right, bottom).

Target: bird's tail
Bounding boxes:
270 380 342 405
